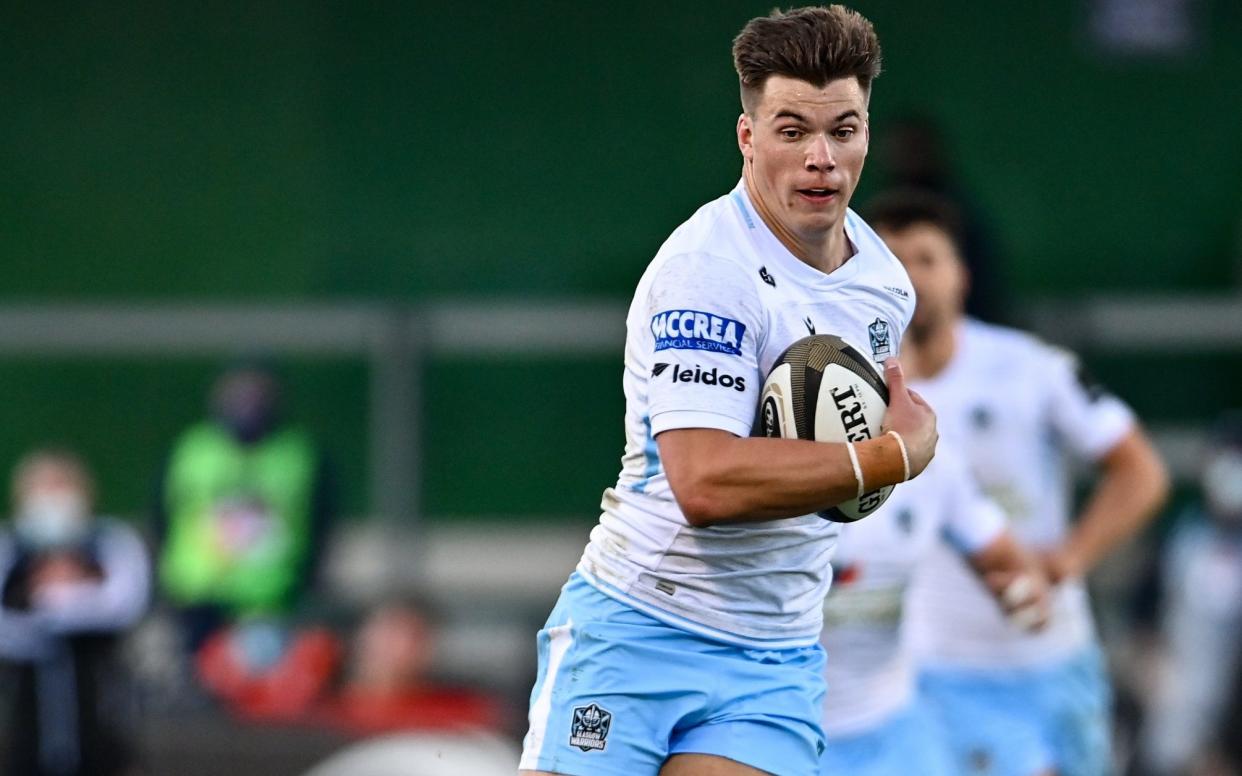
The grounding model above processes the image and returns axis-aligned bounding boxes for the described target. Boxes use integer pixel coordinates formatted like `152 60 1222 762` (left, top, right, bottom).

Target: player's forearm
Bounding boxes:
661 431 907 526
1060 428 1170 579
968 532 1031 578
968 533 1050 630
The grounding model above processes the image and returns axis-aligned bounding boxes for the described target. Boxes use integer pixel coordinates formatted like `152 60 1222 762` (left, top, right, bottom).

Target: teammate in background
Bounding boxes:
868 189 1169 776
521 7 938 776
819 445 1050 776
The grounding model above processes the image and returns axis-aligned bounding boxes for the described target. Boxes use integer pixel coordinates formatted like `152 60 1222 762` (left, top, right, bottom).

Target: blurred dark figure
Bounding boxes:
316 598 505 736
1217 643 1242 775
153 362 334 655
1140 413 1242 775
0 450 150 776
878 113 1007 322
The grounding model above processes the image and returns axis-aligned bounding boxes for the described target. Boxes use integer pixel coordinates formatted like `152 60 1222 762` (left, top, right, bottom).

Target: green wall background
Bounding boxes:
1 2 1239 518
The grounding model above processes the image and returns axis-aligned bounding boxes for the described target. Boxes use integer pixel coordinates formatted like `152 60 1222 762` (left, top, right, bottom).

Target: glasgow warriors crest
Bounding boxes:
868 318 891 360
570 703 612 752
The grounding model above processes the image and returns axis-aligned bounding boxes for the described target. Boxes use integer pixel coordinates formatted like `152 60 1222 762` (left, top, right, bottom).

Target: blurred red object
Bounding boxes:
315 685 505 736
196 623 342 720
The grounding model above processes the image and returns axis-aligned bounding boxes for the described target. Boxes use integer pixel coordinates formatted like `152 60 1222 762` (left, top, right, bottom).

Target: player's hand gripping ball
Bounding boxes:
755 334 893 522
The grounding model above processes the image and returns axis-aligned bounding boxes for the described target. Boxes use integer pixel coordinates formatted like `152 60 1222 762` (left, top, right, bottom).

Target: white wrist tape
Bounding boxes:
887 430 911 482
1009 604 1045 632
1001 574 1044 632
845 441 865 499
1001 574 1035 608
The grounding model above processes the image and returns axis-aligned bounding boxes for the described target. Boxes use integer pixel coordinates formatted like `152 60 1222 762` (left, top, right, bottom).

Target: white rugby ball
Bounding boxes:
755 334 893 522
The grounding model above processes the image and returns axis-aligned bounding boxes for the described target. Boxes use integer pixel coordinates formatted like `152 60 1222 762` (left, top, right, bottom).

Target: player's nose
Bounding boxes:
805 135 835 172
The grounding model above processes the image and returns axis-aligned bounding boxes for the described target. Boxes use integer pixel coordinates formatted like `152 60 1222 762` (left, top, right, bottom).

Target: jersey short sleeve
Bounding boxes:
938 452 1007 556
644 252 764 438
1043 346 1135 462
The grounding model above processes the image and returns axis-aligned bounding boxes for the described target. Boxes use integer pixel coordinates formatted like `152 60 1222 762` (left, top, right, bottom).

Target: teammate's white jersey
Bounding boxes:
820 448 1004 736
905 318 1135 667
577 179 915 649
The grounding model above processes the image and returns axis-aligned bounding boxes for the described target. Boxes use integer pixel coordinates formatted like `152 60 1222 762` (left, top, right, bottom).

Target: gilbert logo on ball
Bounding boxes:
755 334 894 522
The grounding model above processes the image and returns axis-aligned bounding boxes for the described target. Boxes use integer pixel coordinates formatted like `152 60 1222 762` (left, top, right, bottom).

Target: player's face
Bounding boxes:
879 223 967 335
738 75 869 239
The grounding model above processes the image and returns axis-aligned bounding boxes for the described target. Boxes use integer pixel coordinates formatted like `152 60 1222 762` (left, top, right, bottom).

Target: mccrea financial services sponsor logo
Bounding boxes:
651 310 746 355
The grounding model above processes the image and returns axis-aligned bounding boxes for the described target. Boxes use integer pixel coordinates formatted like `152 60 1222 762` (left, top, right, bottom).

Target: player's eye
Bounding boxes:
833 127 856 140
779 127 804 140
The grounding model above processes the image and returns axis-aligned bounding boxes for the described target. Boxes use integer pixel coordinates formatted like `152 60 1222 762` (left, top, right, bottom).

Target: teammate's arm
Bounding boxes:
1044 426 1169 583
659 358 937 526
967 533 1051 631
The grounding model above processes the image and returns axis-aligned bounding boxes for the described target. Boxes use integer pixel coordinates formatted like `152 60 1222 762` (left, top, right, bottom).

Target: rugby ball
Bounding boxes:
755 334 893 522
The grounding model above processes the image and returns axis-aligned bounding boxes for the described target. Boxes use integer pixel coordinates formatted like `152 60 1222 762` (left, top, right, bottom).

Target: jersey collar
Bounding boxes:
730 179 862 290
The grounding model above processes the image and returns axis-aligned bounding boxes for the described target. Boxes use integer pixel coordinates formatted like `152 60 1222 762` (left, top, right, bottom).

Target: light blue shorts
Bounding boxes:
917 647 1112 776
520 572 827 776
820 701 955 776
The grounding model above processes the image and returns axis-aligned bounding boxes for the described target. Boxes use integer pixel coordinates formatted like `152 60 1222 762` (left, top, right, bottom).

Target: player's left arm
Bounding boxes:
1042 352 1171 583
1046 425 1169 583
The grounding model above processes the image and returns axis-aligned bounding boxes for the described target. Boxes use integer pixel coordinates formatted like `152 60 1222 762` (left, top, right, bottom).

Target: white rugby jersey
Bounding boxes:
905 318 1135 667
820 449 1004 736
576 179 915 649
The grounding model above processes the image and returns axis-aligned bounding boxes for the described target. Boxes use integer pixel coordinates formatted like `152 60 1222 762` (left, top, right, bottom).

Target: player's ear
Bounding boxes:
737 113 754 162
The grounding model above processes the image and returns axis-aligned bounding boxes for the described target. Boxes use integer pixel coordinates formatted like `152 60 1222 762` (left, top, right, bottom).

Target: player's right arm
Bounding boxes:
659 357 937 526
643 252 935 526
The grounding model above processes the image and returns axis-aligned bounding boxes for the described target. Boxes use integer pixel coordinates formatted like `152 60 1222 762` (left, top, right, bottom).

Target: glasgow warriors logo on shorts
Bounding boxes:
651 310 746 355
868 317 891 361
570 703 612 752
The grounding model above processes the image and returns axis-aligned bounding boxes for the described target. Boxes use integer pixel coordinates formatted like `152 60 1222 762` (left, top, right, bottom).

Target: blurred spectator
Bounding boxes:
0 450 150 776
194 597 505 736
1140 413 1242 775
153 362 334 654
878 113 1008 322
316 598 505 736
195 618 341 721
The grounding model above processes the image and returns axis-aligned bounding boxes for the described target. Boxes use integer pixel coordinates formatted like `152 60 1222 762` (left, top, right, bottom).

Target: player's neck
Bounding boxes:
907 320 959 379
744 172 850 274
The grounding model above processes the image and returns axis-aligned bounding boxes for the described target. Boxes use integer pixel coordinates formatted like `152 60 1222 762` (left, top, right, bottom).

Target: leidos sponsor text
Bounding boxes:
651 310 746 355
653 363 747 392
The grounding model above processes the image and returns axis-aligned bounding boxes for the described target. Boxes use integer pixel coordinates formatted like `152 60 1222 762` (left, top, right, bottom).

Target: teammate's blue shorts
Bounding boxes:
819 701 955 776
520 572 827 776
917 647 1112 776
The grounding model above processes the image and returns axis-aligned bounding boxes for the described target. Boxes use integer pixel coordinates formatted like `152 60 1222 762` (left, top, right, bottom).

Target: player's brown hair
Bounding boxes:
863 188 965 248
732 5 883 114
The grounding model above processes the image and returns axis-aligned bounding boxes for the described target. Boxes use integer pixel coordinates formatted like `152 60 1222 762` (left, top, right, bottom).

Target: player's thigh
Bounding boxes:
519 758 776 776
819 702 956 776
519 578 689 775
919 671 1053 776
660 753 773 775
1041 649 1112 776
